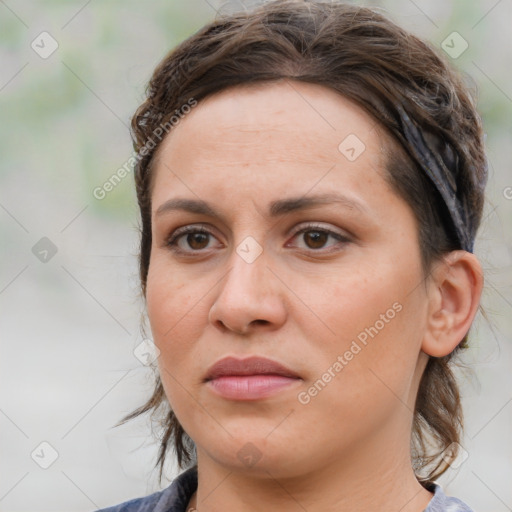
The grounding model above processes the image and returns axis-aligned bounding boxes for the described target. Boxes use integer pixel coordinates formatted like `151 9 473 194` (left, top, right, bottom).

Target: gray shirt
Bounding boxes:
94 465 473 511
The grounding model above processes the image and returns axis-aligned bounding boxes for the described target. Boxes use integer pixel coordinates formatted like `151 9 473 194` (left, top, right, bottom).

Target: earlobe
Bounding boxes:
421 251 484 358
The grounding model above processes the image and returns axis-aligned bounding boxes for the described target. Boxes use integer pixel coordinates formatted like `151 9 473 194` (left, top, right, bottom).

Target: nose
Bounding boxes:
208 245 287 335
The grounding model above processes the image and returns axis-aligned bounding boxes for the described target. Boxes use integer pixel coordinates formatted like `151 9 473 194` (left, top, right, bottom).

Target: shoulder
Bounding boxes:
93 465 198 512
425 482 474 512
93 490 162 512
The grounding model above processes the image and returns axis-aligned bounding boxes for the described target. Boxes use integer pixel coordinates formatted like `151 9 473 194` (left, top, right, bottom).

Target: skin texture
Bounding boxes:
146 79 483 512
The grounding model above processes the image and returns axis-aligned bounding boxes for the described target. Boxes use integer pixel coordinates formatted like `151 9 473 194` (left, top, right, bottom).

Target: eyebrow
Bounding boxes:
154 193 370 221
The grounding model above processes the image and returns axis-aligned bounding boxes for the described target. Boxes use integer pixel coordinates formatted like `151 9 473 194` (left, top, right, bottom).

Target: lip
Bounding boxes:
205 356 301 381
204 356 302 401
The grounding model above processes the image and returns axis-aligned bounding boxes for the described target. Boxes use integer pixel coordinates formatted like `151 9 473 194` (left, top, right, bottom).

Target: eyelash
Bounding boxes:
165 223 351 256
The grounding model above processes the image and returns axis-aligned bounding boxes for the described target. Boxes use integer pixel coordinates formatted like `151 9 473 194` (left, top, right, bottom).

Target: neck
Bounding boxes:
191 427 434 512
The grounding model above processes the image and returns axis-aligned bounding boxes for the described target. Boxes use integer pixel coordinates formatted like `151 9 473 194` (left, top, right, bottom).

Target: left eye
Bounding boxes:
289 225 350 251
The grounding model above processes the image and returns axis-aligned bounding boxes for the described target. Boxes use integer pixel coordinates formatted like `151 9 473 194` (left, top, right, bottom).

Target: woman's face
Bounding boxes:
146 80 431 477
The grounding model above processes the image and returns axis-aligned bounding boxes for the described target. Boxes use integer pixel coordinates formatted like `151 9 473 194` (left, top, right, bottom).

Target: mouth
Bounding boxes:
204 356 302 401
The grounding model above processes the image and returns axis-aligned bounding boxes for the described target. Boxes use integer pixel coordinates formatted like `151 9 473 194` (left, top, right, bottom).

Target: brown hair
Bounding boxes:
117 0 487 487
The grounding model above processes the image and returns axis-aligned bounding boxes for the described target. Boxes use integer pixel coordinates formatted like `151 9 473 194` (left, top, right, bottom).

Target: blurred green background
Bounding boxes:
1 1 511 511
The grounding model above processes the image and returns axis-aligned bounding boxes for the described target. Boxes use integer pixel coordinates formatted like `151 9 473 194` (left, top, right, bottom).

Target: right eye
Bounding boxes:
166 225 221 255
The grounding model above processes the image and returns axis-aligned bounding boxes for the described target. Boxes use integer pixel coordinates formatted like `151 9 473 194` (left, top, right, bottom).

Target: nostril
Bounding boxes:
252 319 269 326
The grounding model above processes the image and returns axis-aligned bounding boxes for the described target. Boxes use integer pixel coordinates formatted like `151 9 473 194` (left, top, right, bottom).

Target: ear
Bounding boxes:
422 250 484 358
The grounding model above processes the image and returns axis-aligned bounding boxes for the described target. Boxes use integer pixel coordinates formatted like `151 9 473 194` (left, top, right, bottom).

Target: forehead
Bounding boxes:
150 80 391 204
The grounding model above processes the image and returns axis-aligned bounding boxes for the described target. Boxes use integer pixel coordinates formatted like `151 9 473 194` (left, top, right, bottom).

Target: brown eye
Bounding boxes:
185 232 210 250
166 225 218 254
290 224 351 252
303 230 329 249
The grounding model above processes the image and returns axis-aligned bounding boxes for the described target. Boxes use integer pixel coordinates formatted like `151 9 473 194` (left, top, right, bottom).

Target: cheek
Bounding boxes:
146 260 210 413
305 259 424 399
300 262 394 348
296 297 422 449
146 258 202 364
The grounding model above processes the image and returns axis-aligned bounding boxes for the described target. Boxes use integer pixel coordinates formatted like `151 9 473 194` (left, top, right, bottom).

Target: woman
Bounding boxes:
96 1 487 510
